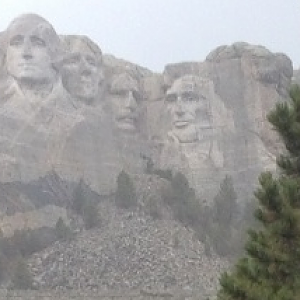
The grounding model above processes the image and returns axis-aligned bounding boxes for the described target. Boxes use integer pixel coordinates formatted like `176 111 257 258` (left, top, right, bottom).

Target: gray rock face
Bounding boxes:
155 75 232 201
0 14 294 203
205 42 292 200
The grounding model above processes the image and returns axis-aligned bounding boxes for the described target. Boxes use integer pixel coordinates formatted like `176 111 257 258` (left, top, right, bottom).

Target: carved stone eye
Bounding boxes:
85 55 97 67
166 94 177 103
30 36 46 47
9 35 24 46
63 54 80 65
182 92 199 102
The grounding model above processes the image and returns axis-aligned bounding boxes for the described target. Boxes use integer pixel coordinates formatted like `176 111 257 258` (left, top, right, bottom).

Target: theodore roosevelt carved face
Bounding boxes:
108 73 142 132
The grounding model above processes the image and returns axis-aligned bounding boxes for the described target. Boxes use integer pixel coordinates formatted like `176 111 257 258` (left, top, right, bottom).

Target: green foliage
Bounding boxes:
209 175 239 256
213 175 238 226
144 196 162 220
115 170 137 209
72 179 86 214
10 258 34 290
82 202 100 229
153 168 173 181
0 251 8 282
218 86 300 300
72 179 100 229
162 172 210 241
0 227 58 284
161 172 241 257
55 217 73 241
163 172 200 226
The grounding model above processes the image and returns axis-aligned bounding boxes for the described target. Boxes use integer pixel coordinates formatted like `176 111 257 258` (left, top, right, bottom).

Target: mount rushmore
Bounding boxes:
0 13 295 206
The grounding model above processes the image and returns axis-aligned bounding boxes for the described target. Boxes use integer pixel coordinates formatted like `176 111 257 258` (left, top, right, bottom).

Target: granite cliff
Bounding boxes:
0 13 296 298
0 14 294 203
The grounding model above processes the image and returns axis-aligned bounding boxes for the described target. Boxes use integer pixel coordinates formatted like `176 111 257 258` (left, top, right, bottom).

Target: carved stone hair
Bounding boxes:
4 13 61 60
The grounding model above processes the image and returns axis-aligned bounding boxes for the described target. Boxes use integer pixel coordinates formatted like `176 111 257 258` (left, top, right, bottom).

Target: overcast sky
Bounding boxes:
0 0 299 72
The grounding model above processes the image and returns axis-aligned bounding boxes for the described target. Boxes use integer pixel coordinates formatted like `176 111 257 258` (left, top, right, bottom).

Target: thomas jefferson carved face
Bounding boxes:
61 36 103 103
108 73 141 132
5 14 59 85
165 75 211 143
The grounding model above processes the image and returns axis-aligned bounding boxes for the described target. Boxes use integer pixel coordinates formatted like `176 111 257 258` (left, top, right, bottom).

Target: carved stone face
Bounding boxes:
61 37 102 103
165 76 211 143
108 74 141 132
5 14 58 85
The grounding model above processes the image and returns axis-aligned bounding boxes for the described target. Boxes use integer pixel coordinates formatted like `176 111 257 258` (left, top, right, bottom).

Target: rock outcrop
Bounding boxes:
0 12 296 298
28 201 229 296
0 14 294 204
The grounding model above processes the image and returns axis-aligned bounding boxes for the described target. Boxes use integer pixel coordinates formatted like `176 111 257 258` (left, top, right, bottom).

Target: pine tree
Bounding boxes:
11 258 34 290
213 175 238 227
72 178 86 214
55 217 73 241
218 85 300 300
82 201 100 229
115 170 137 209
210 175 238 256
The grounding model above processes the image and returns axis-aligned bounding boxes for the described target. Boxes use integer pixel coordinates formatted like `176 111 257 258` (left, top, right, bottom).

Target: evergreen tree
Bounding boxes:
82 201 100 229
171 172 201 226
210 175 238 256
11 258 34 290
55 217 73 241
218 85 300 300
115 170 137 209
0 252 8 283
213 175 238 227
72 178 86 214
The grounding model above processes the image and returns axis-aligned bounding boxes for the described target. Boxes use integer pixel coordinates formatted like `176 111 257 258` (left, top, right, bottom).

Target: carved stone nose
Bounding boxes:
22 43 33 59
175 100 185 114
80 59 92 75
81 69 92 76
125 91 136 108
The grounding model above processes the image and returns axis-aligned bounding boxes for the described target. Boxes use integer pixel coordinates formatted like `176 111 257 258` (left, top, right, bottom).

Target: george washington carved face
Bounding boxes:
5 14 59 85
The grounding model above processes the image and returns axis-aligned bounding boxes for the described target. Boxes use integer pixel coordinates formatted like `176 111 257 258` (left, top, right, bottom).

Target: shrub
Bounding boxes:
72 179 86 214
55 217 73 241
10 258 34 290
115 170 137 209
82 202 100 229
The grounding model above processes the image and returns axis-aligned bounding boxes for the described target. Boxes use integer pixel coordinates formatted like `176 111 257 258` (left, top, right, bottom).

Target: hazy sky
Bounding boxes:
0 0 299 72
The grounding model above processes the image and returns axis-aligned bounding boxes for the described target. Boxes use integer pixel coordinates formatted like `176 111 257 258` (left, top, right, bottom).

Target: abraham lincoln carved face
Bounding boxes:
165 75 212 143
